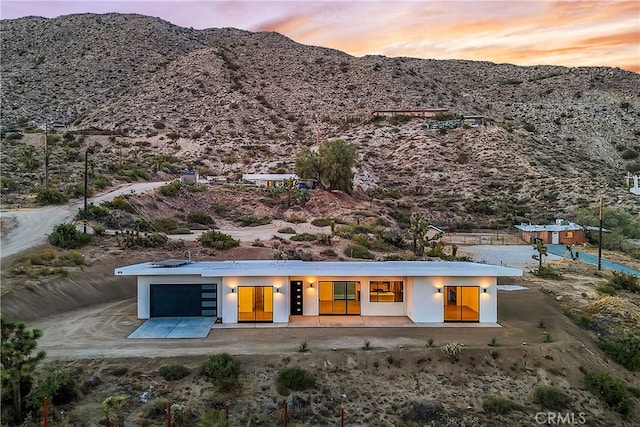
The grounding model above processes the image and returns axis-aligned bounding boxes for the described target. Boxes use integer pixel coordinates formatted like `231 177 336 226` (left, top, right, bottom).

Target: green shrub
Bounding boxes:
531 386 570 410
287 214 306 224
482 395 515 414
198 230 239 250
159 181 182 196
596 285 617 296
290 233 317 241
107 366 128 376
60 250 85 266
92 224 106 236
158 364 190 381
240 216 271 226
104 195 135 213
201 408 227 427
35 187 68 205
534 265 562 279
598 334 640 371
186 211 215 226
311 218 333 227
608 272 639 293
277 367 315 392
320 249 337 257
278 227 297 234
48 223 92 249
585 372 634 414
343 244 374 259
440 342 463 362
153 217 180 232
201 353 240 391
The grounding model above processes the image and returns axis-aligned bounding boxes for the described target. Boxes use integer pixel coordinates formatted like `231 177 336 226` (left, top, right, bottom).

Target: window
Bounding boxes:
370 281 403 302
566 231 573 238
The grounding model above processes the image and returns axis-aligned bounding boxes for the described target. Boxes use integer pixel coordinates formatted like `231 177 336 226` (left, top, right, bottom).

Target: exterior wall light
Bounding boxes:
309 282 314 288
437 288 441 293
231 288 235 293
483 288 487 293
276 288 280 293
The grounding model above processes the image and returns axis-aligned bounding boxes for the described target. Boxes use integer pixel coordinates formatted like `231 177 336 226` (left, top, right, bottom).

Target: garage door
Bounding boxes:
150 284 217 317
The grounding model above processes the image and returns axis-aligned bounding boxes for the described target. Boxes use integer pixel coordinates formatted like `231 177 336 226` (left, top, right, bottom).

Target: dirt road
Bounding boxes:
0 181 167 259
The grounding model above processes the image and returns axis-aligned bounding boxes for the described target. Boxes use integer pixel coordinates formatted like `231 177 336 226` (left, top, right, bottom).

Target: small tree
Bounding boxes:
1 315 46 424
48 223 91 249
102 395 126 426
408 212 442 257
295 139 357 194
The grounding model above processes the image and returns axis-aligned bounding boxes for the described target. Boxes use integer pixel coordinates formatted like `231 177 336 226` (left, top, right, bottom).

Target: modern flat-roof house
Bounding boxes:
115 260 522 325
242 173 298 187
515 220 588 245
371 108 449 118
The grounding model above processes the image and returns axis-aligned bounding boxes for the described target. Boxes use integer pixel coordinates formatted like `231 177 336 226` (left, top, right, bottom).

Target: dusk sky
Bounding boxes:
2 1 638 72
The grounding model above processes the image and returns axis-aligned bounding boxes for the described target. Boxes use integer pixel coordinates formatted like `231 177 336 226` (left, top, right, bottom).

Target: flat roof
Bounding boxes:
242 174 298 180
515 224 583 232
115 260 522 278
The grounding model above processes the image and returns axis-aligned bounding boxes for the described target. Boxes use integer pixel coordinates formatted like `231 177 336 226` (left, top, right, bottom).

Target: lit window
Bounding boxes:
370 281 403 302
566 231 573 238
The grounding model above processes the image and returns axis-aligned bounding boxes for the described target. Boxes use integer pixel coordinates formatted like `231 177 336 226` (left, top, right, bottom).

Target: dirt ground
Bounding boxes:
2 185 639 426
1 237 639 426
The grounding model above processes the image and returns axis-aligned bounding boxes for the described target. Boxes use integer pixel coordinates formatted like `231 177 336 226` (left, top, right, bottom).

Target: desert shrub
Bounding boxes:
92 224 106 236
240 216 271 226
607 272 639 293
277 367 315 392
48 223 91 249
598 334 640 371
153 121 166 129
104 196 135 213
60 250 85 266
523 122 537 133
290 233 317 242
35 187 67 205
585 372 634 414
145 399 170 418
159 181 182 196
152 217 180 232
320 249 337 257
401 400 443 423
170 403 193 427
107 366 128 376
311 218 333 227
440 342 464 362
278 227 296 234
596 284 617 296
198 230 239 250
93 175 111 189
201 354 240 391
343 244 374 259
159 364 190 381
621 149 639 160
534 265 562 279
186 211 215 226
287 214 306 224
532 385 570 410
482 395 515 414
201 408 227 427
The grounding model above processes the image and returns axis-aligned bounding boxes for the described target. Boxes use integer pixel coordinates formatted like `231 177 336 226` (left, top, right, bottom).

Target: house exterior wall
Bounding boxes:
407 276 496 323
137 275 221 319
134 273 499 324
519 230 587 245
222 275 288 323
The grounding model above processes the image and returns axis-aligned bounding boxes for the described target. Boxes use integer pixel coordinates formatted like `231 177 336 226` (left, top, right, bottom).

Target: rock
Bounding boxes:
556 295 563 301
82 375 102 392
522 341 527 346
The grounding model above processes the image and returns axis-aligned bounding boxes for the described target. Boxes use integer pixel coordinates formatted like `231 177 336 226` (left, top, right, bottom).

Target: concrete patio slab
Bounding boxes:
128 317 215 339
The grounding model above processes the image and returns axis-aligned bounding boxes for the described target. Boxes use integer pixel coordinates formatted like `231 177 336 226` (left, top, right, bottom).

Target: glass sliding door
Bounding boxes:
318 281 360 315
444 286 479 322
238 286 273 322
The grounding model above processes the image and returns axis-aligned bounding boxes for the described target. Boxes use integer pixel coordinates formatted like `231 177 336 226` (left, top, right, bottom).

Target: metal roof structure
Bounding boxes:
116 260 522 278
514 223 584 232
242 173 298 181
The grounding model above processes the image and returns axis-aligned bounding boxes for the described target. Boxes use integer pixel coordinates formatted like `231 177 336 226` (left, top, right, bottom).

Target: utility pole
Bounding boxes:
44 124 49 190
597 198 603 271
84 150 88 234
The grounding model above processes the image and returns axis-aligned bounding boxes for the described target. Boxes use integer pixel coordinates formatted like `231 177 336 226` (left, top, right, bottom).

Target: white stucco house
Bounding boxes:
242 173 298 187
115 260 522 325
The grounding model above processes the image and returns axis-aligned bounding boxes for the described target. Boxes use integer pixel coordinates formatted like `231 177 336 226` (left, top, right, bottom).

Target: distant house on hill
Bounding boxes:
371 108 449 118
180 170 199 184
242 173 298 187
514 220 588 245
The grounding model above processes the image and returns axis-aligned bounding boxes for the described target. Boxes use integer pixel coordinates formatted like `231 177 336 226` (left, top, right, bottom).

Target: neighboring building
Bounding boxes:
514 220 588 245
630 175 640 196
180 170 199 184
371 108 449 118
114 260 522 324
462 115 484 127
242 173 298 187
426 225 446 240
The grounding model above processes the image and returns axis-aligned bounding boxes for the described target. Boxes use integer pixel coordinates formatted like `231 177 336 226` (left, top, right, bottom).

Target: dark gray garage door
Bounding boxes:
150 284 217 317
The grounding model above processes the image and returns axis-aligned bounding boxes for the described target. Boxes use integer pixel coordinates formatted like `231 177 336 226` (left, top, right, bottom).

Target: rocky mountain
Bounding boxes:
1 13 639 224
